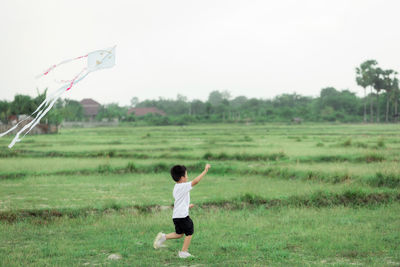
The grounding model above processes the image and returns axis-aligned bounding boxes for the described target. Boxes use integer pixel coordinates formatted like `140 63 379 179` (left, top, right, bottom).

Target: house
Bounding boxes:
80 98 101 121
8 115 18 125
127 107 166 116
292 117 303 124
1 115 58 135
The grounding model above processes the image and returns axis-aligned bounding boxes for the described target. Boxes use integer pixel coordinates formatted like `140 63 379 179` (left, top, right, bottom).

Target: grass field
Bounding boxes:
0 123 399 266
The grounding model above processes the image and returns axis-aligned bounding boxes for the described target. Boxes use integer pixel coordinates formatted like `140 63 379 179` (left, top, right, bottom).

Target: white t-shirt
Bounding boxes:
172 182 193 218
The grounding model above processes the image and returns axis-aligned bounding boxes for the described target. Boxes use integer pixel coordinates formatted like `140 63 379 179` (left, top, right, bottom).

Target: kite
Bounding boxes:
0 46 116 148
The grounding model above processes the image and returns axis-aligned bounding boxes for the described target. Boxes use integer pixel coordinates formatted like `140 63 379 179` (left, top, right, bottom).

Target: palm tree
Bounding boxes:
356 69 368 122
391 77 399 122
356 60 378 122
373 67 387 123
383 70 396 122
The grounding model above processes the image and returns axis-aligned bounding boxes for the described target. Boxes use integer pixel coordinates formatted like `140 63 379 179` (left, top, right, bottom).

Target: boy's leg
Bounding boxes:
166 232 183 239
181 235 192 252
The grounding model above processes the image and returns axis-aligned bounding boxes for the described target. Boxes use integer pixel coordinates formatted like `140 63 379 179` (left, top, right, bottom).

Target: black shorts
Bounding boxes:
173 216 194 236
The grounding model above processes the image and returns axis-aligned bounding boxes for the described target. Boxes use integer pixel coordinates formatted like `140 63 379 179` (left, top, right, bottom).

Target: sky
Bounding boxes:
0 0 399 106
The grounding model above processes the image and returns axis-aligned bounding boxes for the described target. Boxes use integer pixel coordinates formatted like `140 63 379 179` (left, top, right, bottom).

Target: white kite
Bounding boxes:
0 46 116 148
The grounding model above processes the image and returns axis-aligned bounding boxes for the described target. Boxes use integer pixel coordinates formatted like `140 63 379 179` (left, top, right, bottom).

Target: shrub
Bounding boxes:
342 138 352 147
367 173 400 188
243 135 253 142
377 138 385 148
152 162 169 172
98 164 113 173
363 153 385 163
126 162 137 173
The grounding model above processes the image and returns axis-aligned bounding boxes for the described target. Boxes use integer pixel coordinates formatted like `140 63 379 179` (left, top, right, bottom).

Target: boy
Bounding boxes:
153 163 211 258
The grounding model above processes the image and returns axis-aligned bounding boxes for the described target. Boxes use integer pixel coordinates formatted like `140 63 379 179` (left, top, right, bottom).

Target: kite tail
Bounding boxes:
3 70 90 148
36 54 88 79
0 100 48 138
1 45 115 148
22 71 89 138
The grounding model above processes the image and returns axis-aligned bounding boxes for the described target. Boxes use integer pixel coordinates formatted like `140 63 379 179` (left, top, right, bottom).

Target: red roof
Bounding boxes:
127 107 166 116
80 98 100 105
80 98 101 116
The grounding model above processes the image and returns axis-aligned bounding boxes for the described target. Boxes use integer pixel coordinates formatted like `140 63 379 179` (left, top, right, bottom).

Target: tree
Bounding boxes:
46 107 63 125
315 87 361 121
33 88 47 107
373 68 393 122
208 90 231 105
10 95 35 115
382 70 397 122
96 103 127 121
390 76 399 122
0 100 10 123
130 97 139 107
208 91 224 106
231 96 247 108
356 60 378 122
62 99 85 121
190 100 206 116
176 94 190 115
207 90 232 119
176 94 188 102
319 87 340 110
231 96 248 120
221 90 231 101
373 68 383 122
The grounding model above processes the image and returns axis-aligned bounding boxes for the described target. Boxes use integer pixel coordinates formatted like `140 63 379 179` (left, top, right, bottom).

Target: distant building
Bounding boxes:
8 115 18 125
80 98 101 121
1 115 57 135
127 107 166 116
292 117 303 124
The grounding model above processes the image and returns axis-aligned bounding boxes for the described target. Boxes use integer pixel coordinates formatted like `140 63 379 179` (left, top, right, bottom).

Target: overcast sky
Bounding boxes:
0 0 399 105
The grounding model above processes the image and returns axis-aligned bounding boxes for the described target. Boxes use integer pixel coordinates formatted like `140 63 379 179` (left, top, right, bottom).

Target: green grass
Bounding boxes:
0 205 399 266
6 172 396 211
0 123 399 266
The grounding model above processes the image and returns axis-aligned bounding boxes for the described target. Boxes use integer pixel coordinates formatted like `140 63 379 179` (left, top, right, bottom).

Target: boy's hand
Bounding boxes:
205 164 211 171
191 164 211 187
189 204 195 208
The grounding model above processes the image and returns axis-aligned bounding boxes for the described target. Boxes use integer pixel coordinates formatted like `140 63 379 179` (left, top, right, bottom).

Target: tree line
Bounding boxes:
0 59 398 125
356 60 399 123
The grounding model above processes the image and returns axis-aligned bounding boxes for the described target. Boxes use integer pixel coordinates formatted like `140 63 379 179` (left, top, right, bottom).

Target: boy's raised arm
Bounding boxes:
191 164 211 187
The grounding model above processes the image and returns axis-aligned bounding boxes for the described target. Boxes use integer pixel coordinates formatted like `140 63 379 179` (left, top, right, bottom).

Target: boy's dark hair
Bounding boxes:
170 165 186 182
